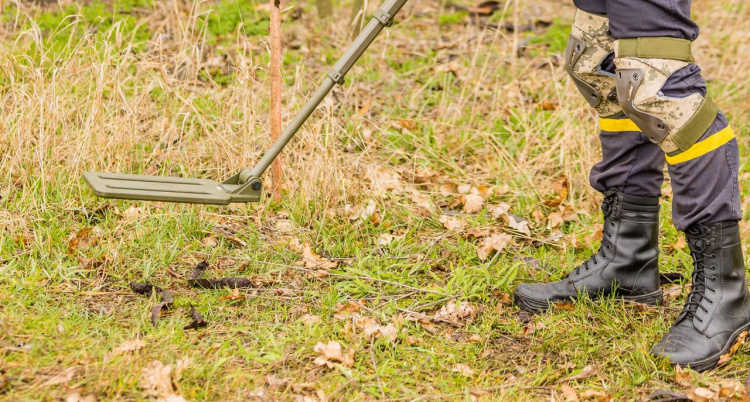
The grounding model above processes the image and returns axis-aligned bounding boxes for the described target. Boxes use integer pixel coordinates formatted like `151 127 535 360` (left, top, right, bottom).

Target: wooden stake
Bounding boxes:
269 0 283 202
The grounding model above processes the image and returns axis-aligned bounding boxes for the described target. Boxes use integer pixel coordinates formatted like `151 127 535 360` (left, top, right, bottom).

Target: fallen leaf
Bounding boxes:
465 227 490 238
674 364 692 387
112 339 146 356
508 214 531 236
377 233 394 246
140 360 186 401
183 304 207 330
118 205 146 221
687 387 716 402
65 392 97 402
367 168 401 195
476 233 512 261
718 330 748 366
439 215 467 232
671 234 686 251
68 227 100 252
488 202 511 220
313 341 354 368
201 236 218 248
344 200 378 221
129 282 174 327
296 243 338 274
718 379 744 398
300 314 321 325
523 320 546 336
558 365 600 383
462 194 484 214
452 363 475 377
579 389 608 401
547 212 564 229
561 384 579 402
409 189 433 214
354 314 398 342
43 367 76 387
434 299 477 325
219 287 247 301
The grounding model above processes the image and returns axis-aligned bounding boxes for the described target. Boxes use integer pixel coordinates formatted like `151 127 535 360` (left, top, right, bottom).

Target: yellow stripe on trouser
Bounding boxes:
599 118 641 132
666 126 736 165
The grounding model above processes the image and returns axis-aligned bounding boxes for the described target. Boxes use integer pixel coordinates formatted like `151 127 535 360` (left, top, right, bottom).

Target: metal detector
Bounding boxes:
83 0 408 205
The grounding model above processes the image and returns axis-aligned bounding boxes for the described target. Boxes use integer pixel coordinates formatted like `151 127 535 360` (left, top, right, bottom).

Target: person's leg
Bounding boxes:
513 1 666 313
607 0 750 372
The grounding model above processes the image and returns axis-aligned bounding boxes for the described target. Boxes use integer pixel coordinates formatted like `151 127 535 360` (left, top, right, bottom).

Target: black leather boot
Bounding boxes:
514 189 662 313
651 221 750 372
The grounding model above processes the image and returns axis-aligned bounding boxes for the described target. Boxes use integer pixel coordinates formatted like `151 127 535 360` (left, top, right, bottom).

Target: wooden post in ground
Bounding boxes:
269 0 283 202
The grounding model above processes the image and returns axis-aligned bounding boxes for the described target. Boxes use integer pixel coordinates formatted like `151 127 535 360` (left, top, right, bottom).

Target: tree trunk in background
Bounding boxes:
350 0 365 37
316 0 333 20
269 0 283 202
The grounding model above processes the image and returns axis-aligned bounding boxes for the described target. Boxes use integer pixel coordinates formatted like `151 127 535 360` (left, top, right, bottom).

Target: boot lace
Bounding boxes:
680 226 717 322
573 193 618 276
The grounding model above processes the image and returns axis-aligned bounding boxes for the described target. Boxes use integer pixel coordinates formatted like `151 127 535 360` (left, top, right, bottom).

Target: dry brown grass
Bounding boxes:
2 0 750 399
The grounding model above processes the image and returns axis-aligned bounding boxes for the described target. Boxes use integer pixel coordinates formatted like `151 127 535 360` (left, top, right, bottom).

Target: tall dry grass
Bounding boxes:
1 0 748 216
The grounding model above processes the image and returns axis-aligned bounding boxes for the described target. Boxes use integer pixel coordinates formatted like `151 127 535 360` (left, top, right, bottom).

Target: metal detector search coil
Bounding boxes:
84 0 409 205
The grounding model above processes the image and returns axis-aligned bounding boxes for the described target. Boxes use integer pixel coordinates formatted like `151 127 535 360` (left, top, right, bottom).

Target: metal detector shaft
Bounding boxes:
83 0 409 205
247 0 409 179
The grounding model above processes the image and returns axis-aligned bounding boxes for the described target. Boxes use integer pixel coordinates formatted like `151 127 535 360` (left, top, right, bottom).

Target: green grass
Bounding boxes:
1 0 750 400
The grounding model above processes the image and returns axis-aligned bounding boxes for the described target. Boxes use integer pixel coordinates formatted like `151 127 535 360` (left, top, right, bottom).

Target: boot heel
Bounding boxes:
623 289 663 306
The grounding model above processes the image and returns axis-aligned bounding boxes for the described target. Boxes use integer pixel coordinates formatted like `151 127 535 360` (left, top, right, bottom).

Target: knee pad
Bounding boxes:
565 10 620 117
614 38 718 155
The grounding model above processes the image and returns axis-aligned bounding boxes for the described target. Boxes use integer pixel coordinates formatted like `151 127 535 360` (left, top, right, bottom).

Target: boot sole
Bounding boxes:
513 289 663 314
668 323 750 372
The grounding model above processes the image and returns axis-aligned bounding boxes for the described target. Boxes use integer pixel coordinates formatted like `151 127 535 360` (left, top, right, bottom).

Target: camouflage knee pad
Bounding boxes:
614 38 718 155
565 10 620 117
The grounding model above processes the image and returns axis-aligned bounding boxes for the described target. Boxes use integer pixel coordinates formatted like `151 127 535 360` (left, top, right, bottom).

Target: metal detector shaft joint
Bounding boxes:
83 0 409 205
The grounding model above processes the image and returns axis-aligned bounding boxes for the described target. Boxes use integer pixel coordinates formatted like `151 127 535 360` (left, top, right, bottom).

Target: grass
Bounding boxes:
1 0 750 400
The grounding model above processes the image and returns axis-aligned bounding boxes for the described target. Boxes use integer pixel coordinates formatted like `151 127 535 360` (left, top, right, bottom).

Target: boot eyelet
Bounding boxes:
711 254 716 258
711 276 717 281
711 265 716 270
697 318 703 323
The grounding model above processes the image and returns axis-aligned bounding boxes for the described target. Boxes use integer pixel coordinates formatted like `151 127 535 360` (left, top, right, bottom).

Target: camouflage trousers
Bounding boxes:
573 0 741 230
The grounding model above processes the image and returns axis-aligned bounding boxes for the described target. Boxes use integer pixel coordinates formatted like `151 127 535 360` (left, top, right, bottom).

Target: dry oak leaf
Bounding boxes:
452 363 475 377
313 341 355 368
462 194 484 214
547 212 564 229
112 339 146 356
488 202 511 220
354 314 398 342
558 365 600 383
140 360 187 402
476 233 512 261
579 389 609 401
439 215 467 232
68 227 101 252
718 329 748 366
674 364 692 387
297 243 338 271
118 205 146 221
508 215 531 236
434 299 477 325
561 384 579 402
465 227 490 239
687 387 716 402
718 379 745 398
367 168 402 195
